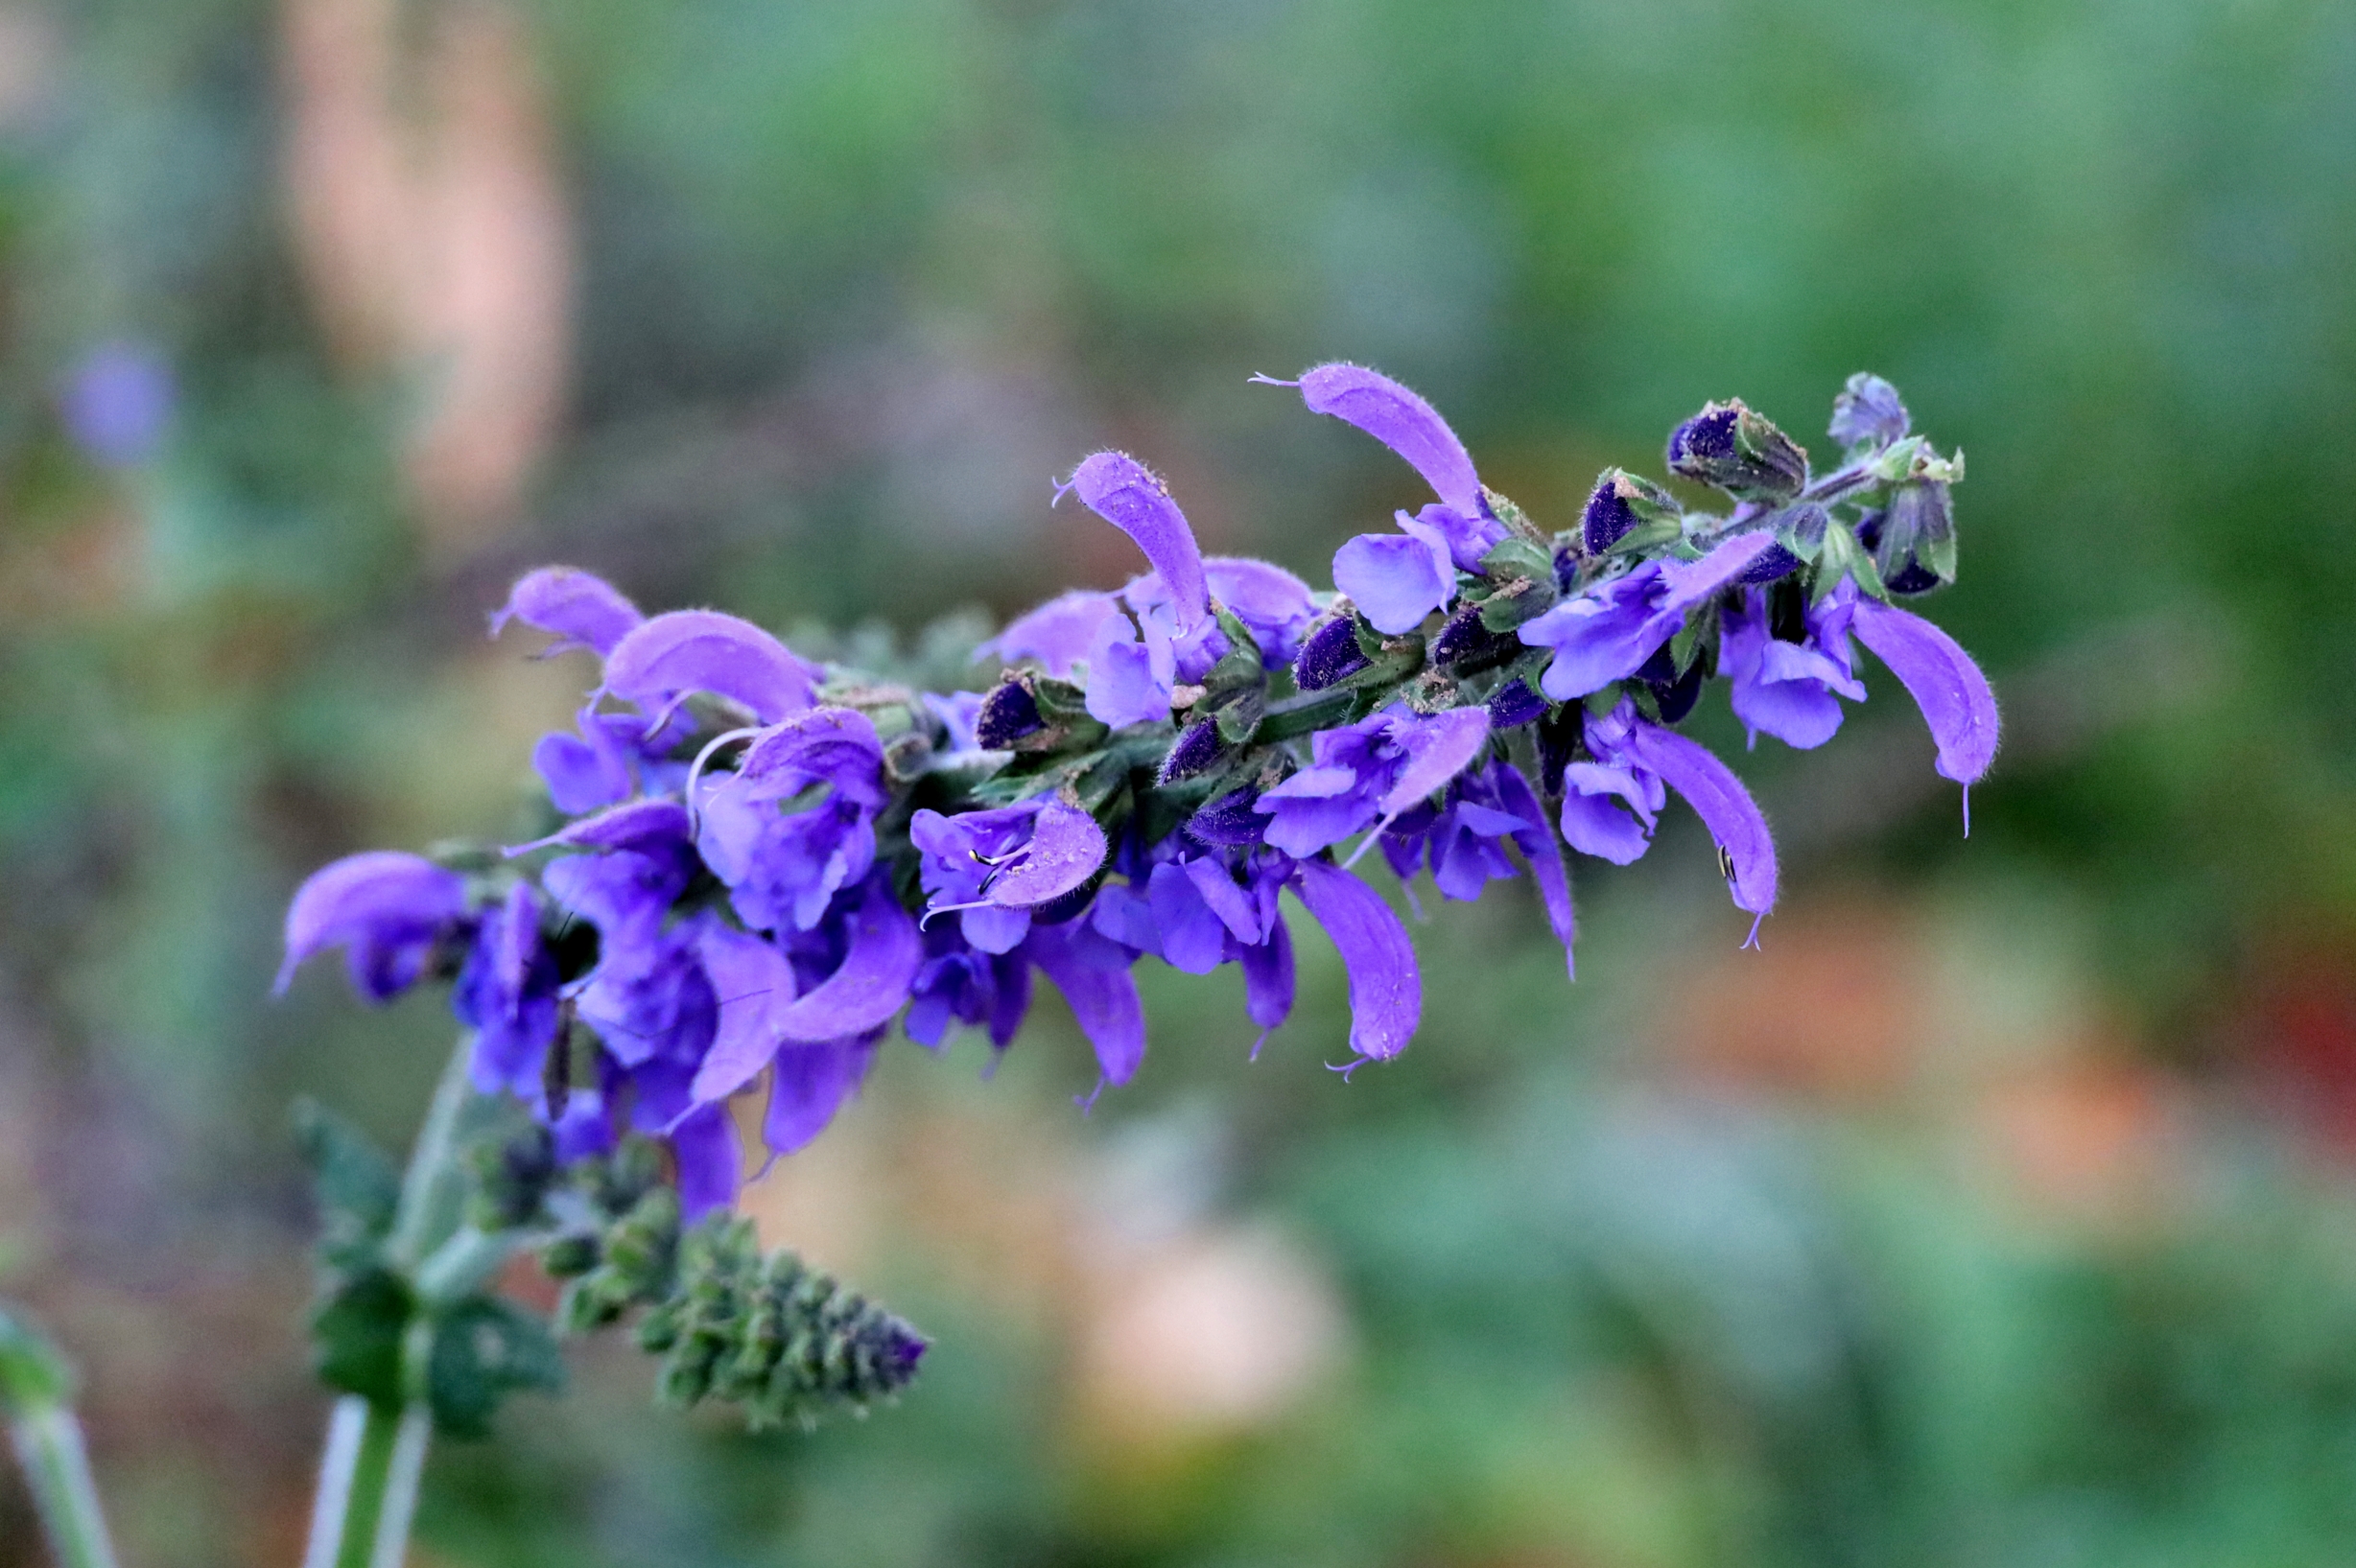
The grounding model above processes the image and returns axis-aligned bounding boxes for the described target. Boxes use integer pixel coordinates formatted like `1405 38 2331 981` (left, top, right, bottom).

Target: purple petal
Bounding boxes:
532 731 631 814
1492 762 1576 980
736 707 887 807
489 567 644 655
1557 769 1658 865
978 590 1120 678
1024 919 1146 1087
602 610 821 725
1147 861 1227 974
1331 527 1454 636
690 922 799 1103
671 1104 742 1223
1849 601 2000 786
771 876 921 1042
1288 858 1421 1063
1063 453 1209 632
988 800 1109 909
511 798 694 858
1288 363 1482 518
764 1036 875 1156
1378 707 1491 816
1082 618 1175 729
1240 914 1296 1035
1618 722 1779 919
1414 503 1508 574
276 851 469 998
1204 557 1317 666
1183 856 1262 943
1519 567 1679 701
1659 530 1779 610
1091 880 1160 953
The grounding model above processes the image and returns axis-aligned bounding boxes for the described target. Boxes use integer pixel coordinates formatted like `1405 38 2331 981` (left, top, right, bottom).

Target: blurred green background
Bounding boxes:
4 0 2356 1563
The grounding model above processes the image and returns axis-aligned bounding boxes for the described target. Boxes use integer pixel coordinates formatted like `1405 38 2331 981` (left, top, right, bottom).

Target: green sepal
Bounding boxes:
1476 575 1558 632
1212 687 1266 745
1814 525 1889 602
1483 488 1547 545
425 1297 567 1439
1605 518 1683 556
1202 605 1265 697
1477 535 1555 586
312 1268 415 1409
294 1099 402 1274
1252 690 1355 742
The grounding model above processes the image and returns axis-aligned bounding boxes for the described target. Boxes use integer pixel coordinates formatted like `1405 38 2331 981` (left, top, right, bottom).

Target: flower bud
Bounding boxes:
1828 373 1909 450
1666 399 1807 502
1581 469 1683 555
1870 480 1955 595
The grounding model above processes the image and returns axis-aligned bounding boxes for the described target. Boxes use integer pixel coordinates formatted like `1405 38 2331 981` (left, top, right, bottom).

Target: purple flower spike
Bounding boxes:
1332 516 1456 635
602 610 822 725
1618 720 1779 927
1277 363 1483 520
1289 858 1420 1065
490 567 644 656
1059 453 1210 633
1849 599 2000 810
276 851 470 1000
1024 918 1147 1088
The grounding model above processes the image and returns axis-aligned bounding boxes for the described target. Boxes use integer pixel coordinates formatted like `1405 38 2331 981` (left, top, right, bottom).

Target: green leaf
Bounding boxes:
425 1298 567 1439
312 1268 414 1409
0 1305 73 1415
294 1099 401 1273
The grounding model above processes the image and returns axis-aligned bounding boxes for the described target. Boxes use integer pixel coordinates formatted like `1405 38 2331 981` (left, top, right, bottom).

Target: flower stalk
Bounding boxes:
0 1308 122 1568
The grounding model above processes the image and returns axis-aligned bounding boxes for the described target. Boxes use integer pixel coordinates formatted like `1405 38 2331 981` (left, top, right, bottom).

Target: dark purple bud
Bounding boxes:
1538 702 1584 796
974 677 1045 749
1649 657 1707 725
1666 399 1807 502
1430 602 1520 674
1159 716 1225 784
1581 469 1683 556
1293 615 1372 691
1828 373 1910 449
1553 547 1579 594
1487 678 1546 730
1185 787 1265 848
1738 543 1802 585
1854 508 1885 552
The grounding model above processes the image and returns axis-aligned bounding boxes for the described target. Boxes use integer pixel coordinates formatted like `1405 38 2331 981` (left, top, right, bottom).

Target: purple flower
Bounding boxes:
276 851 471 1001
455 882 562 1099
60 342 174 469
601 610 823 726
531 707 697 815
1517 530 1777 702
670 1104 742 1223
1057 452 1211 634
1722 579 1868 750
910 797 1110 952
1287 857 1419 1068
1556 700 1779 942
1022 916 1146 1093
1254 704 1491 858
1331 513 1457 635
1205 557 1317 667
905 923 1032 1050
539 843 715 1073
1829 373 1909 450
977 590 1119 678
489 567 645 657
695 709 888 933
1264 362 1485 520
1849 598 2000 828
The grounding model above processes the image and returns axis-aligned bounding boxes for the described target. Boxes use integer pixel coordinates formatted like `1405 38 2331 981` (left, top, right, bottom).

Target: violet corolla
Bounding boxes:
279 367 1997 1232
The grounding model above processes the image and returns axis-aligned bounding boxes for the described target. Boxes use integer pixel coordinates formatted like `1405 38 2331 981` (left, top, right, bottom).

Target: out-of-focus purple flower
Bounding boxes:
696 708 888 933
1254 704 1490 858
490 567 644 656
456 882 562 1098
1058 452 1210 633
1722 578 1867 750
1849 598 2000 828
1829 373 1909 450
1556 701 1778 940
276 851 471 1001
540 842 715 1073
905 922 1032 1050
977 590 1119 678
1517 530 1777 702
927 690 987 755
1287 857 1419 1068
1492 761 1576 979
60 342 173 469
1205 557 1317 667
910 797 1110 952
601 611 823 726
670 1104 742 1223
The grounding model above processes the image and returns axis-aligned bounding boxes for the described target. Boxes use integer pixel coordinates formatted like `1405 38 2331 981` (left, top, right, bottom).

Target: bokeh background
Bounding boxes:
4 0 2356 1563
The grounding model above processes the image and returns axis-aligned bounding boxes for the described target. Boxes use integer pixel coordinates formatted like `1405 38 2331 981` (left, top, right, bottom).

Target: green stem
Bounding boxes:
7 1403 121 1568
305 1034 475 1568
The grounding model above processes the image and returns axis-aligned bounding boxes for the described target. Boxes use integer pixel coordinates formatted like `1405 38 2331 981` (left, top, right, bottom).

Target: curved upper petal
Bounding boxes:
490 567 643 654
1288 363 1482 519
1063 453 1209 632
601 611 822 725
1849 600 2000 785
978 589 1120 678
1618 722 1778 919
770 875 922 1043
1289 857 1421 1063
